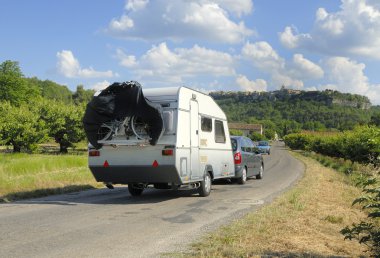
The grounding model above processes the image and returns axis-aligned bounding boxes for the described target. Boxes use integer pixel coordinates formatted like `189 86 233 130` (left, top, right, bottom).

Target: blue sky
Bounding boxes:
1 0 380 104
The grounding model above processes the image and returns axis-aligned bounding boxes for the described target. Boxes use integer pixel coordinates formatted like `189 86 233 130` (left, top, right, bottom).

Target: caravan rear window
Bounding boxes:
201 117 212 132
215 120 226 143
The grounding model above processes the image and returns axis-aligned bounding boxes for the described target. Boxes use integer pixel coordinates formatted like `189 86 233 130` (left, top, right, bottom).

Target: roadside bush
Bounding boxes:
283 133 314 150
341 168 380 257
284 126 380 164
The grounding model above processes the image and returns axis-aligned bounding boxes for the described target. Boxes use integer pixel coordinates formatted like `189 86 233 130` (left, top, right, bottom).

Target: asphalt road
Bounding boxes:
0 142 304 258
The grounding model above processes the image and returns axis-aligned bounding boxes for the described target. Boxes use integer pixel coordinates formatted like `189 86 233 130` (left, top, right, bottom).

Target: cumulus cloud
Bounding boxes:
214 0 253 17
242 41 323 89
56 50 115 78
279 0 380 59
317 56 380 104
92 80 111 91
125 0 149 11
236 74 267 92
116 42 236 83
321 56 380 104
291 54 324 80
106 0 254 43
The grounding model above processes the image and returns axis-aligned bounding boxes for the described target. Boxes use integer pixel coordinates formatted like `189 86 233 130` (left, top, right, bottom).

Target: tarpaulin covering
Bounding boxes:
83 81 163 149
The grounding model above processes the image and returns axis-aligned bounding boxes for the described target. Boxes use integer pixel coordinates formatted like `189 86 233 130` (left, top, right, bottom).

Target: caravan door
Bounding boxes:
190 99 200 179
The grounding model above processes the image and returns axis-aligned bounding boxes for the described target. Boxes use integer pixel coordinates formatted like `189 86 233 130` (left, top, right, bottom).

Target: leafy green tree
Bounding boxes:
0 102 47 152
39 101 85 153
370 111 380 127
73 85 95 105
0 60 39 105
264 128 275 140
26 77 72 104
250 132 264 141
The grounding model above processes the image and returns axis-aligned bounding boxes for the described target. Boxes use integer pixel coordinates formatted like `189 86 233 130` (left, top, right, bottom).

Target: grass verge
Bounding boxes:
0 153 101 202
185 152 369 257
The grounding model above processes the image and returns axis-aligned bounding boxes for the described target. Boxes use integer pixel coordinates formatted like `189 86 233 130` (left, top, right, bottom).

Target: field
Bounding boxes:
0 152 101 202
185 152 369 257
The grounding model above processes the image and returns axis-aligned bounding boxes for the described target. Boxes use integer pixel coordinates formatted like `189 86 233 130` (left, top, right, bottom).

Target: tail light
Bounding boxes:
234 152 242 164
162 149 174 156
89 150 100 157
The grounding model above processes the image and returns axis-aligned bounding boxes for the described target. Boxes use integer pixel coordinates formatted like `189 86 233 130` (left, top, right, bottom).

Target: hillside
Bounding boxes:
210 88 376 137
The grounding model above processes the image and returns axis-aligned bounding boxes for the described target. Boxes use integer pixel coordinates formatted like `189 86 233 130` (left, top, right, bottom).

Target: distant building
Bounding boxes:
228 123 263 136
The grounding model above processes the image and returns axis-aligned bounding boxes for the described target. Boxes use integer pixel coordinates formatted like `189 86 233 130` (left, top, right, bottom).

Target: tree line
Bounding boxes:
2 59 380 152
0 60 94 153
211 90 380 138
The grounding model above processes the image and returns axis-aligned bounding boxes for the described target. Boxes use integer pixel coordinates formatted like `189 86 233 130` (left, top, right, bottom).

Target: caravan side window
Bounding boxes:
215 120 226 143
201 117 212 132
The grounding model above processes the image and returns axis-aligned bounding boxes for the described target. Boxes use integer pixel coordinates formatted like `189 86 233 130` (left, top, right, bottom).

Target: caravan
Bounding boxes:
84 82 234 197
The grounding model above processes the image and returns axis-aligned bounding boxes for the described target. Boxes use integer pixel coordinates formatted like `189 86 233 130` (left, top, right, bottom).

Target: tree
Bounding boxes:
0 102 47 152
73 85 95 105
26 77 72 104
39 101 85 153
0 60 39 105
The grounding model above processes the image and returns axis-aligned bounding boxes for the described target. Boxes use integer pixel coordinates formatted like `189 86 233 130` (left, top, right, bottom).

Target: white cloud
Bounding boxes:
236 74 267 92
106 0 254 43
116 42 236 83
115 48 137 67
125 0 149 11
324 56 369 94
242 41 284 71
56 50 115 78
92 80 111 91
291 54 324 80
108 15 134 32
214 0 253 17
279 0 380 59
242 41 323 89
322 56 380 104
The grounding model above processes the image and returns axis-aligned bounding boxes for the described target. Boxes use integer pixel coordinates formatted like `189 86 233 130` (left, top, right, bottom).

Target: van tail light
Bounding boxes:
89 150 100 157
234 152 242 164
162 149 174 156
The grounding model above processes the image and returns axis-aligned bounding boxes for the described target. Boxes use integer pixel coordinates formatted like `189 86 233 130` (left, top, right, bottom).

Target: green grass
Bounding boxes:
181 152 368 257
0 153 101 202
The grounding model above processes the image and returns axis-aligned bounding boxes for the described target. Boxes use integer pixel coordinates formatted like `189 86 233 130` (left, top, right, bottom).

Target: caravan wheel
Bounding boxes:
198 172 212 197
128 183 144 196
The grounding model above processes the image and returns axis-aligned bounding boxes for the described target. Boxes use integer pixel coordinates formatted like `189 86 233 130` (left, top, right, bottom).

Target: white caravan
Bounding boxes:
86 84 234 197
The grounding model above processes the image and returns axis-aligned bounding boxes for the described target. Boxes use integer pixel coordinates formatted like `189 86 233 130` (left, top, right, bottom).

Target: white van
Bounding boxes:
84 82 234 197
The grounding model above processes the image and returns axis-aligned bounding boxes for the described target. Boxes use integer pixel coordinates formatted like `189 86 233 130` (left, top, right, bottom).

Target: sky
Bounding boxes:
1 0 380 104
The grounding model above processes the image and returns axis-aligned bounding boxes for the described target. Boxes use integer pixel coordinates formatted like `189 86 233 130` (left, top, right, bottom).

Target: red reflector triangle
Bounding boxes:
103 160 109 168
152 160 159 167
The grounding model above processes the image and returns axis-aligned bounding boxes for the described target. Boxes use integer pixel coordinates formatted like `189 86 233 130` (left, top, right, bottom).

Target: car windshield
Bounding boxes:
259 141 268 146
231 138 237 151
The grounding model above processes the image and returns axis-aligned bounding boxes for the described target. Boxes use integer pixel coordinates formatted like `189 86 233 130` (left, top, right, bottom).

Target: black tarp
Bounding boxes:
83 81 163 149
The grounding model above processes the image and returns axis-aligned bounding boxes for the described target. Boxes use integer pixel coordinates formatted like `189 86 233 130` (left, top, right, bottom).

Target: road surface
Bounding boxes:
0 142 304 258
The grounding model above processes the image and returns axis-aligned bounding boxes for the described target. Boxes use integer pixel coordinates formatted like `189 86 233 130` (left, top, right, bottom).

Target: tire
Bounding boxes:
198 172 212 197
97 123 113 141
128 183 144 196
256 164 264 179
237 167 247 185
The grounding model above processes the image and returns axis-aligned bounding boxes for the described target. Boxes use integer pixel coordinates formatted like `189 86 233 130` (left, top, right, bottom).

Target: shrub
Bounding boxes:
341 172 380 256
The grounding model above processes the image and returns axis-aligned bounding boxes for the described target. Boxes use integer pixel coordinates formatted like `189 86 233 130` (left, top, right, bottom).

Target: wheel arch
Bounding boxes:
204 165 214 179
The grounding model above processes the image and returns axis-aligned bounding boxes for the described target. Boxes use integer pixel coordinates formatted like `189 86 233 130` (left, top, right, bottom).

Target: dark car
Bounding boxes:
231 136 264 184
257 140 271 155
